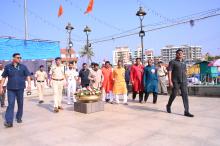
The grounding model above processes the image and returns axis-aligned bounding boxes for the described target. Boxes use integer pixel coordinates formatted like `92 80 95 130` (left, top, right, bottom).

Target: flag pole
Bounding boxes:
24 0 28 40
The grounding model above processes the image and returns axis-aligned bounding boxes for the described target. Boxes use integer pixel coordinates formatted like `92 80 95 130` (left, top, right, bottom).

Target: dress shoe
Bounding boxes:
58 106 64 110
54 107 59 113
17 119 22 123
4 122 13 128
39 100 44 104
166 105 171 113
1 104 6 108
184 112 194 117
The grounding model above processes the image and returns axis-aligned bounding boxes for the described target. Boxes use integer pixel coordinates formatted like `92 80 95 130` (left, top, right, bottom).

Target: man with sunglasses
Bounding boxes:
0 53 31 128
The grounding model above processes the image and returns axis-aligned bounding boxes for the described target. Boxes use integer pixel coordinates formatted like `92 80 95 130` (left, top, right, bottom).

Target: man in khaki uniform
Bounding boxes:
157 61 168 95
49 57 66 113
34 65 48 104
0 63 6 107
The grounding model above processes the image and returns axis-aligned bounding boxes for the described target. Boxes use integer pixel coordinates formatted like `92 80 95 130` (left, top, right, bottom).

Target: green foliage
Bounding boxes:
79 46 94 63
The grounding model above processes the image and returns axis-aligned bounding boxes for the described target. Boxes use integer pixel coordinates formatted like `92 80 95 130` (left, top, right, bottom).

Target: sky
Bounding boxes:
0 0 220 63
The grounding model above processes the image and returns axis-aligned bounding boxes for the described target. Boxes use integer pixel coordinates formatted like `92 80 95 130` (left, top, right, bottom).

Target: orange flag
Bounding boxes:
84 0 94 14
58 5 63 17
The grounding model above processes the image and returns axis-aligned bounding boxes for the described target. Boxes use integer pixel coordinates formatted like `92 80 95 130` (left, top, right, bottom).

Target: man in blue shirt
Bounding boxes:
0 53 31 128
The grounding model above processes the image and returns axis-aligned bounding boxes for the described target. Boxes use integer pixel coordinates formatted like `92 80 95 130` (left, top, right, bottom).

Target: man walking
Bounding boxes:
88 63 103 89
143 59 158 104
157 61 168 95
112 60 128 105
130 58 144 103
166 49 194 117
0 63 6 107
49 57 66 113
34 65 48 104
124 65 130 96
0 53 31 128
101 61 114 102
65 62 78 104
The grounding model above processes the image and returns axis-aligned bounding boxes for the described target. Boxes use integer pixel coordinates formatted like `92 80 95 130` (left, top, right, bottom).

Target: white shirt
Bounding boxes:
65 69 79 81
0 69 4 80
0 69 7 86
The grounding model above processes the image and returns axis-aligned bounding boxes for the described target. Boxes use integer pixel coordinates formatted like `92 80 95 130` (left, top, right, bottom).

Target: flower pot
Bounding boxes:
77 95 100 103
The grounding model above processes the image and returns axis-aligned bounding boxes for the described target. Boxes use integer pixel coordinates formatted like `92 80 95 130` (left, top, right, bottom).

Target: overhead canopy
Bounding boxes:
0 38 60 60
208 59 220 67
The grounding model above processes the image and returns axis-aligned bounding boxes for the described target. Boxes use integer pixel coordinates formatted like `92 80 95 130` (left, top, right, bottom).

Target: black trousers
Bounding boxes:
132 91 144 102
167 82 189 113
126 81 129 96
144 92 158 103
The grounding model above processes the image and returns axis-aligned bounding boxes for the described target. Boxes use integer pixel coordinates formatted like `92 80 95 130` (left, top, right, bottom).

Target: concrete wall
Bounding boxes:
188 85 220 97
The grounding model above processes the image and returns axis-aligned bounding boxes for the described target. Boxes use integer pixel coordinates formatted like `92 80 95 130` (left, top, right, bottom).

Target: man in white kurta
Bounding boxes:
65 62 78 104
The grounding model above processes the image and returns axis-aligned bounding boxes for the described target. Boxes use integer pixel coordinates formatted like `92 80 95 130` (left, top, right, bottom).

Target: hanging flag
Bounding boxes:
84 0 94 14
58 5 63 17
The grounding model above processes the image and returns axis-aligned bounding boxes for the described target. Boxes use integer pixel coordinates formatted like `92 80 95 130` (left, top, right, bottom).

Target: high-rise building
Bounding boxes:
154 56 162 65
161 45 202 64
133 47 154 62
113 46 132 66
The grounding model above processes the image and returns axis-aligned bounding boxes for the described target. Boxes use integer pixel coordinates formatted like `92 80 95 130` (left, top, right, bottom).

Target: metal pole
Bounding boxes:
24 0 28 40
140 18 144 65
69 31 71 58
86 32 89 64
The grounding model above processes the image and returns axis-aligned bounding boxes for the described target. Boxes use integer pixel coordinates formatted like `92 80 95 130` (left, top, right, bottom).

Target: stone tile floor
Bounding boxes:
0 95 220 146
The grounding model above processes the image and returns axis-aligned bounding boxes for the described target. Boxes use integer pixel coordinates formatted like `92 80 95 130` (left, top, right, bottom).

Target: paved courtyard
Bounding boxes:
0 95 220 146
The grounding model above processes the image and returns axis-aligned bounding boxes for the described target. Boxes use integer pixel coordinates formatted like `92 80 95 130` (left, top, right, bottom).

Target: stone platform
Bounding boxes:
74 101 104 114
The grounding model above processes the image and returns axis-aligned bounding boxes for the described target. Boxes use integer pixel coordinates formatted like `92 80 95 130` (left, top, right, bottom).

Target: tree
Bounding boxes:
79 46 94 64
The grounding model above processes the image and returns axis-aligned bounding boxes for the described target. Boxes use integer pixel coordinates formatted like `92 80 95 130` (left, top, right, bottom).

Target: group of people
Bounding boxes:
0 49 194 128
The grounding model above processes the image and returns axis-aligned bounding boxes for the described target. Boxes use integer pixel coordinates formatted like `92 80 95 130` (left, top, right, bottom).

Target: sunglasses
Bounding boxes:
15 57 22 59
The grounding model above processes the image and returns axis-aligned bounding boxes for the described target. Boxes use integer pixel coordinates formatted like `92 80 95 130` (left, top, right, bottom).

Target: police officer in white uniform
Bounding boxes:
65 62 78 104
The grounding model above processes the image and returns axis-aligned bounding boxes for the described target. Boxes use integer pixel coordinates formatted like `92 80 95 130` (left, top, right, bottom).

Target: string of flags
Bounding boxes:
58 0 94 17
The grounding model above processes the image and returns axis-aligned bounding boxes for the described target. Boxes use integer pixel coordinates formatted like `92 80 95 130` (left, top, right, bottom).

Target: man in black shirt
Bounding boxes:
166 49 194 117
79 63 90 88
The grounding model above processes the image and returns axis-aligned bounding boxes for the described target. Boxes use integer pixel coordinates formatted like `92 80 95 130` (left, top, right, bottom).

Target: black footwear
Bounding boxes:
153 102 157 104
58 106 64 110
1 105 6 108
184 112 194 117
123 103 128 105
17 119 22 123
4 122 13 128
39 100 44 104
105 99 110 102
54 107 59 113
166 105 171 113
